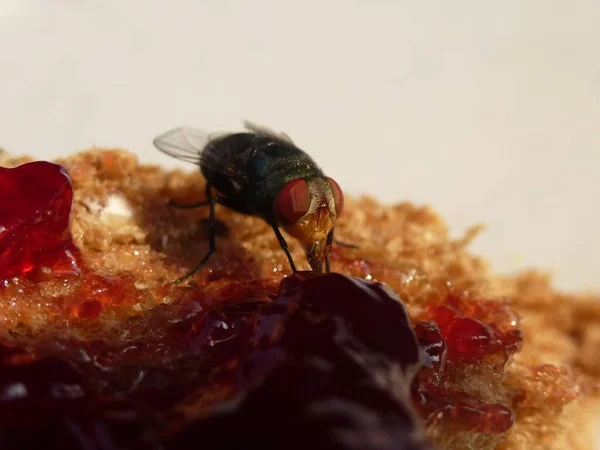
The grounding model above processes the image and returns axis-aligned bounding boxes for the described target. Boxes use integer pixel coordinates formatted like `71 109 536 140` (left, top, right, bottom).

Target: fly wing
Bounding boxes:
153 127 248 183
243 120 295 145
153 127 210 164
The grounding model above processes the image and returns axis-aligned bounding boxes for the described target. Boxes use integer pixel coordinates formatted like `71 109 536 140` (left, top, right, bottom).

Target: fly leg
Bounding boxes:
168 199 210 209
169 194 253 215
325 228 335 273
172 183 217 284
334 239 359 249
271 224 297 273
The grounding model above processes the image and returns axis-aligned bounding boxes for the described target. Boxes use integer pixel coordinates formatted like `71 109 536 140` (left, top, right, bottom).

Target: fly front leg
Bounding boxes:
325 228 335 273
172 183 217 284
271 224 297 273
334 239 359 249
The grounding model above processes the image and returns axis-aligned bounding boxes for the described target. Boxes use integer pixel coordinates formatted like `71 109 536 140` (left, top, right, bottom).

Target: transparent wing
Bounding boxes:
153 127 212 164
243 120 295 145
153 126 248 183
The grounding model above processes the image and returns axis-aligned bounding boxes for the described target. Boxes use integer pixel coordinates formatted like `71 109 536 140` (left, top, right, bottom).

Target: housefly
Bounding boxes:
153 121 352 283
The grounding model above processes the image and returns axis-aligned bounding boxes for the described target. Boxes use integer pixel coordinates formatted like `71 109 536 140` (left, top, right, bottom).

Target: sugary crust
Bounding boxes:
1 148 598 449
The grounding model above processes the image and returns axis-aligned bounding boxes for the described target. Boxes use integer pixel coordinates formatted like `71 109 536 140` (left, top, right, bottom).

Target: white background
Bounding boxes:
1 0 599 293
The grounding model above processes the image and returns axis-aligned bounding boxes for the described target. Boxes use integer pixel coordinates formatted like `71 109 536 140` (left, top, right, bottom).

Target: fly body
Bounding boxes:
153 121 350 283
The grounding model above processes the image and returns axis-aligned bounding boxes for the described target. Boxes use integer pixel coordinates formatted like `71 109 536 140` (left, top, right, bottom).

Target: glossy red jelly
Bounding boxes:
0 161 81 282
162 273 429 450
0 273 433 450
410 291 523 437
0 158 522 449
424 293 523 363
411 321 515 435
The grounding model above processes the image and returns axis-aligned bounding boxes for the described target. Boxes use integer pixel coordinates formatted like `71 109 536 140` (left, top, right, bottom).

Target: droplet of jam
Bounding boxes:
414 321 447 378
0 161 82 282
444 316 500 361
424 295 523 363
77 300 103 319
411 291 522 442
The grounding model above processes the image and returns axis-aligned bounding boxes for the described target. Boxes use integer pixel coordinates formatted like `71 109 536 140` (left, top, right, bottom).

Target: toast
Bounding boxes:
0 148 598 450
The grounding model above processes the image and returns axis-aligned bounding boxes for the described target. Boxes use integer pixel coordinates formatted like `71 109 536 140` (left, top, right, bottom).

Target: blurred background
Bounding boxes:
1 0 599 292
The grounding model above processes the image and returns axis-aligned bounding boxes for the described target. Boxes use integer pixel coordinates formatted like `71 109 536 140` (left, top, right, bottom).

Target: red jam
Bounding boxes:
411 293 523 436
0 160 523 449
161 273 429 450
0 272 433 450
0 161 81 282
411 321 515 435
423 293 523 362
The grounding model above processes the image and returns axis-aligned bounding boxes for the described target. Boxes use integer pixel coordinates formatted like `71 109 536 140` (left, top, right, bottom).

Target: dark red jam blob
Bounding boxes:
0 161 81 282
424 294 523 363
0 346 157 450
164 273 428 450
0 273 433 450
410 291 523 437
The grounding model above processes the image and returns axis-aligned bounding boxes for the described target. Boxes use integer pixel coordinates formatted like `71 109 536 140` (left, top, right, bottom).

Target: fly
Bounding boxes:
153 121 354 283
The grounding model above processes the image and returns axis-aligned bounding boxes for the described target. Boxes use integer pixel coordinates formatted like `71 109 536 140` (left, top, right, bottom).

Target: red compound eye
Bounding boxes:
274 178 311 225
327 177 344 217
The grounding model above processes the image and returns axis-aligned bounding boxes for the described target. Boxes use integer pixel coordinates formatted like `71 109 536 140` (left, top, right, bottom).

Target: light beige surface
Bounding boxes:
0 0 599 295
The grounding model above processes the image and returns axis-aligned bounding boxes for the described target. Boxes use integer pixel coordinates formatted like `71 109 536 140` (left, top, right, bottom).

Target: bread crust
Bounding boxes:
1 148 598 449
